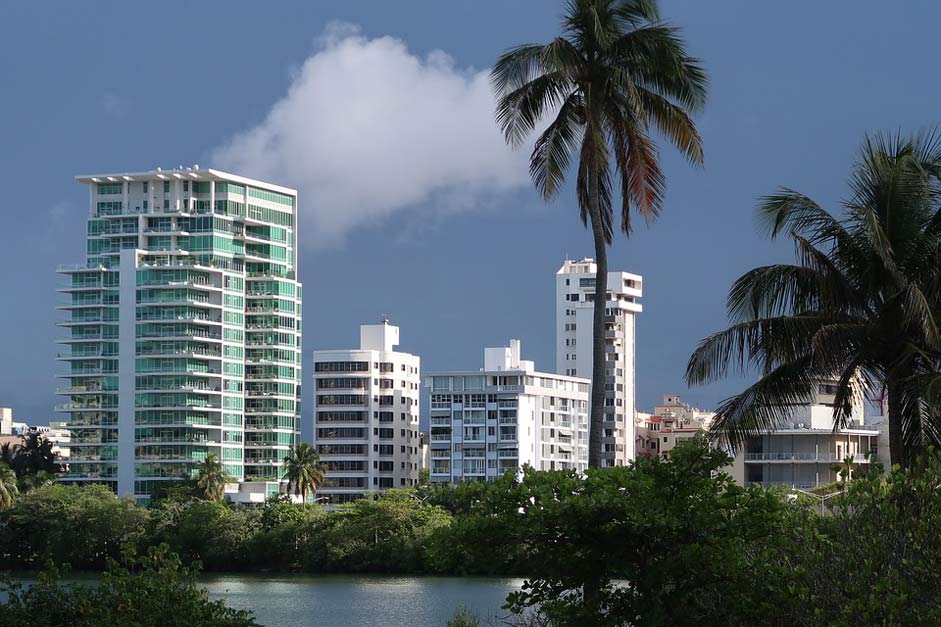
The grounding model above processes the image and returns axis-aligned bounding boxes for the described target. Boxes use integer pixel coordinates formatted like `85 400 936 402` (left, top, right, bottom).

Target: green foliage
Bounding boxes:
193 453 232 502
794 454 941 626
444 443 804 626
0 463 17 510
2 446 940 625
317 490 452 573
0 483 148 570
0 545 259 627
447 606 480 627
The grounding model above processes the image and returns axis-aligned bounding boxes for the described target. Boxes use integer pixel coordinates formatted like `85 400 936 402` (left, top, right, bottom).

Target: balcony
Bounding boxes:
743 452 873 463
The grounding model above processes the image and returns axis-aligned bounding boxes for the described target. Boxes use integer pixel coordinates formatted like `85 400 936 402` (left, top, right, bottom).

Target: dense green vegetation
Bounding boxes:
0 546 259 627
2 443 940 625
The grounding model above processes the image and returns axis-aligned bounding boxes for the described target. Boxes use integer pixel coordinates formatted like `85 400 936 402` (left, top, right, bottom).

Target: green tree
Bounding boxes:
686 131 941 469
492 0 707 468
7 432 59 478
281 442 326 503
0 484 148 570
193 454 231 502
445 444 802 625
0 464 17 510
0 545 260 627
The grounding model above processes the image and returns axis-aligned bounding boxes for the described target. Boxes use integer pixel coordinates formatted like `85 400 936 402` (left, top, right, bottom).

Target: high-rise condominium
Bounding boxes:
58 166 302 502
426 339 590 482
556 258 642 466
311 321 421 504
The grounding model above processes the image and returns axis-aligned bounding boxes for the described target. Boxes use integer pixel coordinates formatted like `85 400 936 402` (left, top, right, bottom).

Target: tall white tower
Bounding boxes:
556 258 642 466
312 321 421 504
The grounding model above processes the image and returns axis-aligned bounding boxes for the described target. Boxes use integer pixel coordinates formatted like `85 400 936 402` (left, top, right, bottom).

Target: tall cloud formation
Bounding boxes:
212 24 529 246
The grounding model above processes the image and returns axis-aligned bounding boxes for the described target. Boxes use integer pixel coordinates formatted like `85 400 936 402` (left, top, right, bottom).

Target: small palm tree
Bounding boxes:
193 453 231 502
282 443 326 503
12 432 59 476
687 131 941 470
0 463 18 509
492 0 707 467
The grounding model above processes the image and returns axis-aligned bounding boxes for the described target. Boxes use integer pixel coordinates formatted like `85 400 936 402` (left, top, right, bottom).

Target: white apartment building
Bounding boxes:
729 382 879 489
58 167 302 502
312 321 420 504
426 340 590 483
556 258 642 466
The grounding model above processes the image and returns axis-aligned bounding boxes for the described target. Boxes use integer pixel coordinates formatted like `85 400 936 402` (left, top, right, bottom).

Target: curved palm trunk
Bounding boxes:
587 165 608 470
886 378 906 471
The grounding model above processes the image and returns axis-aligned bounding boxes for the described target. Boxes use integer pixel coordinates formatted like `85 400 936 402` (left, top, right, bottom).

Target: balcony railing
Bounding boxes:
744 452 873 463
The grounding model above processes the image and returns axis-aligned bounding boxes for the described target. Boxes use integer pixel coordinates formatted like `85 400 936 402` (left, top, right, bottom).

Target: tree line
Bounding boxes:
2 442 940 626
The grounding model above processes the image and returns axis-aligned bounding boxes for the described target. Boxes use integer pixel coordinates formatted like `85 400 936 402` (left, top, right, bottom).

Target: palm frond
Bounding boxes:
530 93 584 200
685 315 830 386
707 357 819 451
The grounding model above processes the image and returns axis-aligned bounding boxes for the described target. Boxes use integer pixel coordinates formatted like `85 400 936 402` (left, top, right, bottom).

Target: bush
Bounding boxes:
0 545 259 627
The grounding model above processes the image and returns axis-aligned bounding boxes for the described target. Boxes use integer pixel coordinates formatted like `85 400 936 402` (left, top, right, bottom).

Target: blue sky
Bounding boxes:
0 1 935 432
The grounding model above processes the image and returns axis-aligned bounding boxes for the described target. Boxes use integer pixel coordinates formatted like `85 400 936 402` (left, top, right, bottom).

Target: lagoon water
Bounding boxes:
202 574 523 627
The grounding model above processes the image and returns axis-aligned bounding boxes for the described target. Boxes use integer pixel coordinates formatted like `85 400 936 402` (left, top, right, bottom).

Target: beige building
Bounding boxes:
635 395 714 458
0 408 12 436
728 383 879 489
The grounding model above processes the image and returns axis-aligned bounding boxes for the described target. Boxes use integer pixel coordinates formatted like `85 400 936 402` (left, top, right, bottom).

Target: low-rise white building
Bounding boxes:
729 383 879 489
311 321 421 504
426 340 590 483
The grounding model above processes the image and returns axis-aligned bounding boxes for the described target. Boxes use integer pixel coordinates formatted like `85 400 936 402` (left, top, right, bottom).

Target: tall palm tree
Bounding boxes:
0 463 18 509
686 131 941 470
193 453 231 502
282 443 326 503
492 0 707 467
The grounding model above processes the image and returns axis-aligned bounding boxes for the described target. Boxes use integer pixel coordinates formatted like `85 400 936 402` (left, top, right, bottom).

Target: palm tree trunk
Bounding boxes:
886 378 906 471
587 165 608 470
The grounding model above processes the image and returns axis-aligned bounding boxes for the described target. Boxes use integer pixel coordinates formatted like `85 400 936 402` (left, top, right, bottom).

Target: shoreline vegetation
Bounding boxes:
2 443 940 625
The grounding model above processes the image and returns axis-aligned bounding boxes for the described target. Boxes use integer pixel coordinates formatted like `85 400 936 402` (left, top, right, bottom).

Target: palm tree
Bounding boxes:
0 463 18 509
282 443 326 503
686 131 941 470
492 0 707 467
193 453 231 502
13 432 59 476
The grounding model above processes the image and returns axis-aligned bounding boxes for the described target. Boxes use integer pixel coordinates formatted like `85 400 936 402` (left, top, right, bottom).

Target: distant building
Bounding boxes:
729 382 879 489
556 258 642 466
426 339 590 483
311 321 421 505
0 408 12 435
635 394 714 458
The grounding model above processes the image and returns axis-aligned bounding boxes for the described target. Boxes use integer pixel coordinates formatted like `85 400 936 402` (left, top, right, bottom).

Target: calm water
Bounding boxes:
202 575 523 627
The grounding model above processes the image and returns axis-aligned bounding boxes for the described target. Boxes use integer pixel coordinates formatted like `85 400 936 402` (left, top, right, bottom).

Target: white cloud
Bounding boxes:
211 23 530 247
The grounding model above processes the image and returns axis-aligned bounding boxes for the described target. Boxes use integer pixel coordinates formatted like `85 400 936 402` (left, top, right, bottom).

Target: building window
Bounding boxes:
163 180 170 193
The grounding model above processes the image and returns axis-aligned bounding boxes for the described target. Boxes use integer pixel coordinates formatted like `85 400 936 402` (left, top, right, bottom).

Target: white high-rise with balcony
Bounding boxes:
556 258 642 466
426 340 590 483
311 321 421 504
58 167 302 502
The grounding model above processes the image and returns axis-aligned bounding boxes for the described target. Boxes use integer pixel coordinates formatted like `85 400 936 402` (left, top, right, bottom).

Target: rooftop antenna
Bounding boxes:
380 313 390 324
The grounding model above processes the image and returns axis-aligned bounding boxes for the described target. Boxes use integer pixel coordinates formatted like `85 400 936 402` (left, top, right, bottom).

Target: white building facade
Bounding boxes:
729 383 879 489
58 167 302 501
426 340 590 483
311 322 420 504
556 259 642 466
